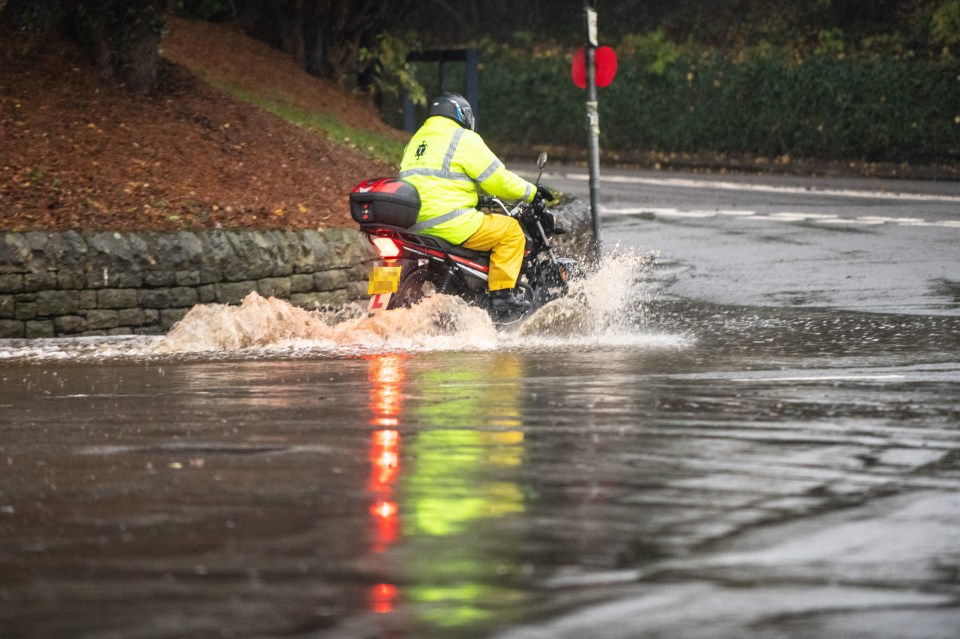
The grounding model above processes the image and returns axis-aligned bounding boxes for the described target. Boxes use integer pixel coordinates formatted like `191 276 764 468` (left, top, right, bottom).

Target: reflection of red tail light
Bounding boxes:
370 429 399 487
374 449 398 483
370 429 400 550
375 429 397 444
371 500 398 519
365 356 404 614
371 499 399 549
369 582 397 614
369 356 404 427
372 236 402 259
371 387 400 427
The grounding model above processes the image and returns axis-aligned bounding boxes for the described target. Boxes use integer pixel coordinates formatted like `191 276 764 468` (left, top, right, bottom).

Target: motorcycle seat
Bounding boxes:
423 235 488 263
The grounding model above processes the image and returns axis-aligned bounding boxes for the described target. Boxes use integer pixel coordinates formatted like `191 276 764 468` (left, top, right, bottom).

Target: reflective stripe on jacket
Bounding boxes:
399 116 536 244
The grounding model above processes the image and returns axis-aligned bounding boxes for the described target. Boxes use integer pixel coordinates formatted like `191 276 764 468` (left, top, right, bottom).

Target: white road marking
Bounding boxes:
545 170 960 229
731 374 907 382
602 205 960 229
548 171 960 203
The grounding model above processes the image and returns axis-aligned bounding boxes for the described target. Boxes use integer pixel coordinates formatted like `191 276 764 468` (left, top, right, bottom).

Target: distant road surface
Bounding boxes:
521 165 960 315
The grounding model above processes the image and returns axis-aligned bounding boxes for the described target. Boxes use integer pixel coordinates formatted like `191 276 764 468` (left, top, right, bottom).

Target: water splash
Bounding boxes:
0 247 686 362
154 247 670 355
155 291 498 354
516 247 657 341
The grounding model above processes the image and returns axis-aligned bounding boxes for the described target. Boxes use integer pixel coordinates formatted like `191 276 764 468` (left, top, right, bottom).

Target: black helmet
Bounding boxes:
428 93 475 131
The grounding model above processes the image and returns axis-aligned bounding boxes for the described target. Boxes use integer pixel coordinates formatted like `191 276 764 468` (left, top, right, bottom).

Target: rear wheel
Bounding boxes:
389 267 463 309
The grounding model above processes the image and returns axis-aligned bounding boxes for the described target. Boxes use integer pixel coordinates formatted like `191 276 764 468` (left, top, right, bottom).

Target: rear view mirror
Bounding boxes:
537 152 548 170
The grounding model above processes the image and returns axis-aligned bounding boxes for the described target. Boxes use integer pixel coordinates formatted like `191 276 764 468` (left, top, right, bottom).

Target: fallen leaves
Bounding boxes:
1 27 386 233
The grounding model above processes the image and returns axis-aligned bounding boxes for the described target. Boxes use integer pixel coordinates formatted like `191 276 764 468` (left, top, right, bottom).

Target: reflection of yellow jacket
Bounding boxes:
408 354 525 538
400 116 536 244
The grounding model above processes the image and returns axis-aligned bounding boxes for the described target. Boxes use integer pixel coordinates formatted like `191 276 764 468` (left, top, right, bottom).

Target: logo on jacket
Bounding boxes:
415 141 427 159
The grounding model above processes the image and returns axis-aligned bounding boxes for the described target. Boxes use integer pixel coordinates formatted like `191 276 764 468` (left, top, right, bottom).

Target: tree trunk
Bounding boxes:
2 0 169 92
1 0 60 31
234 0 416 86
75 0 170 92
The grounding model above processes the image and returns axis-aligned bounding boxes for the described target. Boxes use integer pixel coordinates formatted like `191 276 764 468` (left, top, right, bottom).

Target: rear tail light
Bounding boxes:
372 236 402 259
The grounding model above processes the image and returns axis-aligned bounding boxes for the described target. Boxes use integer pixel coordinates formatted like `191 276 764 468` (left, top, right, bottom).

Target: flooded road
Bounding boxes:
3 172 960 637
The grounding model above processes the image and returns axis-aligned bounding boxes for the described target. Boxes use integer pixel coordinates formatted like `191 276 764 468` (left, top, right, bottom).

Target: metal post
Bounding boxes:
465 48 479 131
403 93 416 133
404 49 481 133
584 3 602 260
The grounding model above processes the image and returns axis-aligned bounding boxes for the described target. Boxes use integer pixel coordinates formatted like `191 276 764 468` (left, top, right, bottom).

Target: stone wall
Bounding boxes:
0 201 594 338
0 229 373 338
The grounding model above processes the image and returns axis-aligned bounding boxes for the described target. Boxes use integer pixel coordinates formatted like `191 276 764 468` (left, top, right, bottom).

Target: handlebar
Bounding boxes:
477 195 547 218
477 195 517 216
477 193 563 237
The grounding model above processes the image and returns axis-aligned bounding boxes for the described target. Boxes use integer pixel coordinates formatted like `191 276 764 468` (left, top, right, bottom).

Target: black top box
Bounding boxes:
350 178 421 227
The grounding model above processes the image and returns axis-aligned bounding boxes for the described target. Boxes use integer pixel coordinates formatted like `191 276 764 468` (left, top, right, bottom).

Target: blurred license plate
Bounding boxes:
368 264 402 295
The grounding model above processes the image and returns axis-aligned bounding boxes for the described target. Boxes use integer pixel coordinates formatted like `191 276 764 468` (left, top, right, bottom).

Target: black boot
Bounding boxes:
489 288 531 313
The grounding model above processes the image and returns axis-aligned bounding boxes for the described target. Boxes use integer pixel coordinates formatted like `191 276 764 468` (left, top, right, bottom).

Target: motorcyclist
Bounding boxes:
399 93 550 314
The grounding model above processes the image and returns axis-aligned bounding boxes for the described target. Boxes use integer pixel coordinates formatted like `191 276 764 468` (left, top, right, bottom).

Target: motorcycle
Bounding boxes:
350 153 580 325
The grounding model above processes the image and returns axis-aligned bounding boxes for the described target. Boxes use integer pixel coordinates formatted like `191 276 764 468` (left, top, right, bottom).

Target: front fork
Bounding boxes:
530 219 576 297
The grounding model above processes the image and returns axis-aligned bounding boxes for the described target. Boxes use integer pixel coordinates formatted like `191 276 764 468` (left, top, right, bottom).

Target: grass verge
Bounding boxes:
221 86 405 166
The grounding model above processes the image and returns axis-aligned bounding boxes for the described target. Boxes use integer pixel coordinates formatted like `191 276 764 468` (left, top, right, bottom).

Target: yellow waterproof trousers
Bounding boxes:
461 214 525 291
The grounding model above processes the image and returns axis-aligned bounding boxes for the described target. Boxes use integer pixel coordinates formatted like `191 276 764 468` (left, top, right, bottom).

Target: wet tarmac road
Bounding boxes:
3 170 960 638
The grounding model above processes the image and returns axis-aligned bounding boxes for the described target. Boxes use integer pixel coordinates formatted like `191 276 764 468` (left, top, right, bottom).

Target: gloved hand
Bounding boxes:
536 185 554 202
531 185 552 214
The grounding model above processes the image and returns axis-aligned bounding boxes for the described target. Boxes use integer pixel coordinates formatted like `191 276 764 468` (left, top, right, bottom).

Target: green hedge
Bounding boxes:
471 45 960 164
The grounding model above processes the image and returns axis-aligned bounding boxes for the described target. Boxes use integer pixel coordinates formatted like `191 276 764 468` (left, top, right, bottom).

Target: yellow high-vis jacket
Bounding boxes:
399 116 536 244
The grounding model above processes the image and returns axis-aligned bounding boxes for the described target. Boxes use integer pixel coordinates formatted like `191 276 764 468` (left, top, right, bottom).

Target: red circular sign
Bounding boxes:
572 46 617 89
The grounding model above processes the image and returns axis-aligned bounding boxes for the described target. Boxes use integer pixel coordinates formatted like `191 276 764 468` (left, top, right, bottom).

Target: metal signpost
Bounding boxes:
584 2 602 260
